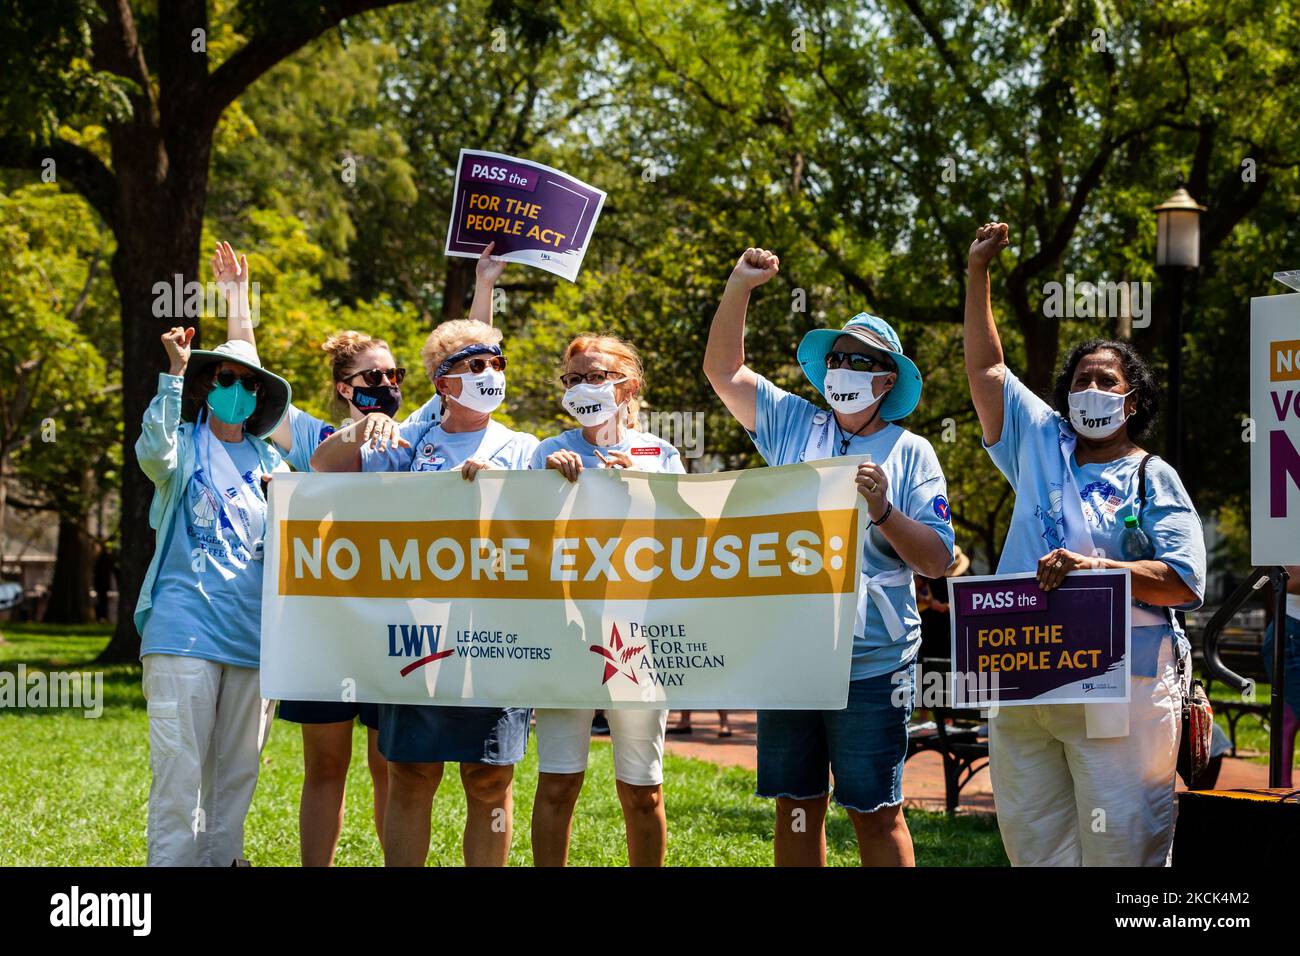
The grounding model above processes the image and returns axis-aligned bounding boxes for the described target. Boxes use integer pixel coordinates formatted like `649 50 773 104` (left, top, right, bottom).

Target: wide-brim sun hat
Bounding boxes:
182 339 292 440
796 312 922 421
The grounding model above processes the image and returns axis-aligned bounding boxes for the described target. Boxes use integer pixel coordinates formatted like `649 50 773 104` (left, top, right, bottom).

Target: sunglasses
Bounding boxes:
213 369 262 393
351 367 407 387
825 351 893 373
456 355 506 375
559 368 620 389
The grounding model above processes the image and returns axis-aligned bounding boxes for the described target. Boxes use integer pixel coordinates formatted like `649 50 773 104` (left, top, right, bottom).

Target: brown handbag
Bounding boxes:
1176 651 1215 788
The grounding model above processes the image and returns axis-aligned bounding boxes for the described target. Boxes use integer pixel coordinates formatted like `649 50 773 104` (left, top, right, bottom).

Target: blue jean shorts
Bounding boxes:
278 699 380 730
377 703 530 765
756 666 914 813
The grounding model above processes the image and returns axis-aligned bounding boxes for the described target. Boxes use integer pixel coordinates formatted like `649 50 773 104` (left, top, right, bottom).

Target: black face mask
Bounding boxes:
349 384 401 418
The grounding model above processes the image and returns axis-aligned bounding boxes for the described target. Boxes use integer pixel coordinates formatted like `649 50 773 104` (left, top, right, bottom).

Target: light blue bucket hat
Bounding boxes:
796 312 922 421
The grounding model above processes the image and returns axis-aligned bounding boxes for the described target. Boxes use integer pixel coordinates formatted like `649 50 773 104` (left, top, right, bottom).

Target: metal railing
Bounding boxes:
1199 566 1290 787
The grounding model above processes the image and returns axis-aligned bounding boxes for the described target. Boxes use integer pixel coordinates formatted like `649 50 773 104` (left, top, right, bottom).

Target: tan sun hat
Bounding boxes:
182 339 292 440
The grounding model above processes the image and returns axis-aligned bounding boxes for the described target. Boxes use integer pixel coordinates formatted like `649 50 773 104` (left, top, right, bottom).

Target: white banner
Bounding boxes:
1250 292 1300 564
260 460 866 709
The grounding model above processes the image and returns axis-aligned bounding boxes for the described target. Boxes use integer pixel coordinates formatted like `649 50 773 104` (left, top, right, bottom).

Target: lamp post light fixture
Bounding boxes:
1153 181 1206 471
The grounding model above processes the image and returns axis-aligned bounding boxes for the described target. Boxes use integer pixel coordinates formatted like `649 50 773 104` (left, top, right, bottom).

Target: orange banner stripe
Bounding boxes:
277 511 859 601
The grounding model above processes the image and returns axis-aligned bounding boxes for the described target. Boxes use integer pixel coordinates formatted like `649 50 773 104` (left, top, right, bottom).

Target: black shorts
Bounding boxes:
278 699 380 730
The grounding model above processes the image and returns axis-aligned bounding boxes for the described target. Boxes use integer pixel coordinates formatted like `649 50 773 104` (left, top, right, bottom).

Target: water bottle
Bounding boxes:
1119 515 1154 560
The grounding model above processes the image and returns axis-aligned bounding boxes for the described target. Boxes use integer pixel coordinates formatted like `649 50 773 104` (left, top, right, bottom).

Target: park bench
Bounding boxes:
905 656 989 814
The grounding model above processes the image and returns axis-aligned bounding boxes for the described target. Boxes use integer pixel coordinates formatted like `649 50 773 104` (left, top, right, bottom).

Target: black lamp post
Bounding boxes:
1153 181 1206 471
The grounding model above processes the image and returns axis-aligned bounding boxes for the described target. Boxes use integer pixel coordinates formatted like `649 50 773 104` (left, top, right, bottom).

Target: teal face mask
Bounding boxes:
207 379 259 426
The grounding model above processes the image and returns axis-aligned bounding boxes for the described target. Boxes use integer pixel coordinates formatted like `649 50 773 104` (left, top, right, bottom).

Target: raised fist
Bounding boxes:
729 247 780 290
162 326 195 376
969 222 1010 269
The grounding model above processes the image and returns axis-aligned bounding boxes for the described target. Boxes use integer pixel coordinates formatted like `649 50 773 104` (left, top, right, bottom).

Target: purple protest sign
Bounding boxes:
949 569 1130 707
444 149 607 282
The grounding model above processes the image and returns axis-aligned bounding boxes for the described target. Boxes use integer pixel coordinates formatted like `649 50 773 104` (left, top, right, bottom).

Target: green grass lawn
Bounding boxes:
0 623 1007 867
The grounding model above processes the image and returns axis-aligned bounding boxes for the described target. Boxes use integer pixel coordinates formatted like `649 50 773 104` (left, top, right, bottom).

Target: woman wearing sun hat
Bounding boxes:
134 324 292 867
704 247 954 867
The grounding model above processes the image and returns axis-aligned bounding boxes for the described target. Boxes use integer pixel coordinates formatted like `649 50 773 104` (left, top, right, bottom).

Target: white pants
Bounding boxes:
142 654 275 867
988 640 1183 867
535 708 668 786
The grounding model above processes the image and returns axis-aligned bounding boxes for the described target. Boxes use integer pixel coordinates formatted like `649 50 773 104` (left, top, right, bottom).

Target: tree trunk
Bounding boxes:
45 511 94 624
1008 271 1060 397
0 449 8 585
96 147 211 663
441 258 473 319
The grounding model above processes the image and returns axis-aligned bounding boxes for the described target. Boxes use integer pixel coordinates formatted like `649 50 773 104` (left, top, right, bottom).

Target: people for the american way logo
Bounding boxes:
590 623 645 685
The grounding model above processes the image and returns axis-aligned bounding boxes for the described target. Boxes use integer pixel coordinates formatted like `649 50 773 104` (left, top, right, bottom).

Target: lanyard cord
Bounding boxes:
834 401 884 454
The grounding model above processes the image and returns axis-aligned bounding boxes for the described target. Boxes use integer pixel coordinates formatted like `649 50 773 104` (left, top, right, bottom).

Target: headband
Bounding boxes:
435 343 503 378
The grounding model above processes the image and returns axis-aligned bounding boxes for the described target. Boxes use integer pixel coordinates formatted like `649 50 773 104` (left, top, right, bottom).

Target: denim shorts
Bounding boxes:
377 703 530 765
278 699 380 730
756 666 914 813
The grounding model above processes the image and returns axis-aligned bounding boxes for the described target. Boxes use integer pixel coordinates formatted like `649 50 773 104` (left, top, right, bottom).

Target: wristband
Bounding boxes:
870 502 894 527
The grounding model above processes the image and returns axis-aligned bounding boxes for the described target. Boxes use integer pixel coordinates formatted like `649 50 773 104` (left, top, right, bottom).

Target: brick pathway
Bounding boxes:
657 709 1273 814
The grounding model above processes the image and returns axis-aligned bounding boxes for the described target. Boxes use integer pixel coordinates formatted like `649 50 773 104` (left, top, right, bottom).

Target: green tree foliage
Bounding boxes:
0 182 120 610
2 0 1298 618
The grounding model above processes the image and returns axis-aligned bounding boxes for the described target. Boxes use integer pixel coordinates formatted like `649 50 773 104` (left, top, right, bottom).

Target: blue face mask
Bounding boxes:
207 379 259 426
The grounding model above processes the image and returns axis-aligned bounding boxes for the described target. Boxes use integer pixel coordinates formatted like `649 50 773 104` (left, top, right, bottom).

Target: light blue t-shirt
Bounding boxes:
140 437 270 668
984 369 1207 677
281 397 441 472
747 375 955 681
361 417 538 473
529 427 687 474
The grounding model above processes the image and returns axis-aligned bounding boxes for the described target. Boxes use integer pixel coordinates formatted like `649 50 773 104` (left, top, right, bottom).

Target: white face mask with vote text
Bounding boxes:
1067 386 1132 440
446 369 506 414
562 378 627 427
823 368 890 415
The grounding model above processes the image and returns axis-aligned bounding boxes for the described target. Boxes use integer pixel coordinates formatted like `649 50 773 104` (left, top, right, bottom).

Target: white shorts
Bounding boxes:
534 708 668 786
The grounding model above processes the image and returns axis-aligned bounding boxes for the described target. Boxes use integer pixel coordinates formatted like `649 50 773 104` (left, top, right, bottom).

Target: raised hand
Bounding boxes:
162 326 195 376
728 247 780 291
968 222 1010 269
211 240 252 325
476 240 507 286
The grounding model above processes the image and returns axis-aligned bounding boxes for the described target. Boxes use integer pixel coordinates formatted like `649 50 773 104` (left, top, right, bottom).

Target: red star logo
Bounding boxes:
589 623 645 685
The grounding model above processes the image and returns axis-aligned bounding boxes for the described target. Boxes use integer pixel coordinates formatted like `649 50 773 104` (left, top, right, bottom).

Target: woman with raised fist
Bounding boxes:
963 221 1205 866
135 320 291 866
704 248 954 867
